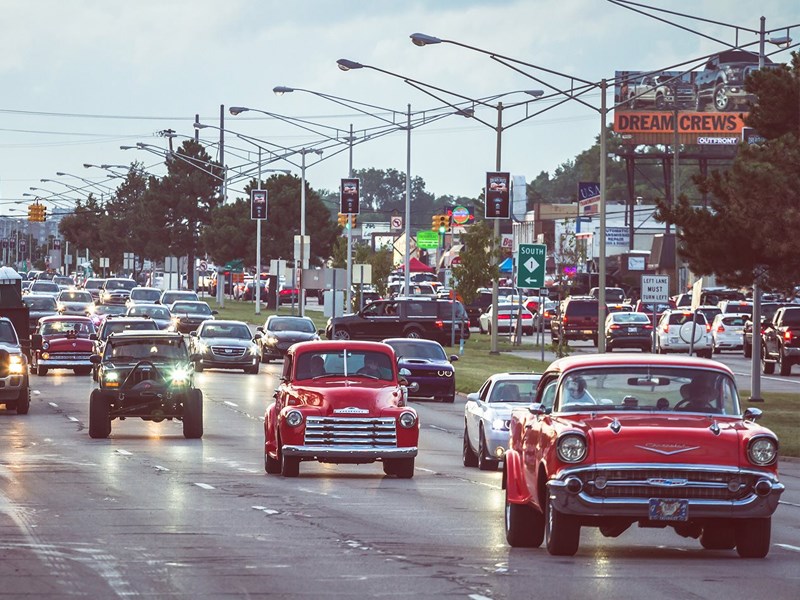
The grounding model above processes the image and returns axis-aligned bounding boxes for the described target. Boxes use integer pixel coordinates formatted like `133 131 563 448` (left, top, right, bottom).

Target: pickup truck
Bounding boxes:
626 73 695 110
695 50 774 112
0 316 31 414
761 306 800 375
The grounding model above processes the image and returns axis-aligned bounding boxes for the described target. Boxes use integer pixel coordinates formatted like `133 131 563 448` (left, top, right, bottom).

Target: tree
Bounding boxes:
58 195 106 269
452 220 500 304
655 52 800 291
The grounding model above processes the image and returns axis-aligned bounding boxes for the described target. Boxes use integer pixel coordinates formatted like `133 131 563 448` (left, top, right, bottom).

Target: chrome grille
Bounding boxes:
580 468 759 501
49 352 92 360
128 367 157 384
304 416 397 448
211 346 246 357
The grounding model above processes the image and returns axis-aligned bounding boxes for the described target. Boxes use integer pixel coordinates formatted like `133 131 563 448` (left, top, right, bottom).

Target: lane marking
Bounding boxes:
48 402 59 408
114 449 132 456
429 425 449 432
252 506 279 515
67 416 79 422
779 500 800 508
224 401 238 407
194 483 215 490
154 465 169 472
775 544 800 553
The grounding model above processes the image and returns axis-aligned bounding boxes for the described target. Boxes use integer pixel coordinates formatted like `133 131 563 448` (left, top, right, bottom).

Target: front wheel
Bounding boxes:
404 328 423 339
735 518 771 558
505 490 544 547
778 351 792 376
385 458 414 478
545 495 580 556
477 428 499 471
15 384 30 415
89 389 111 439
265 447 281 474
280 441 300 477
713 83 731 111
331 328 351 341
462 425 478 467
182 389 204 439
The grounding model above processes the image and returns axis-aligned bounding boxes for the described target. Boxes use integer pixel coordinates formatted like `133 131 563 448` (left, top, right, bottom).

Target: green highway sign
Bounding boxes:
516 243 546 288
416 230 440 250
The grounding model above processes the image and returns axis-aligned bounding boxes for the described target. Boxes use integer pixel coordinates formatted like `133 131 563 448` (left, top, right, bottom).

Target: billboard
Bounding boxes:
614 50 780 145
340 178 360 214
485 172 510 219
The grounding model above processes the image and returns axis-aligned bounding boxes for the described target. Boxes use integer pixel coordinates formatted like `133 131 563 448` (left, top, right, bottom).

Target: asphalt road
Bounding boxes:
1 365 798 599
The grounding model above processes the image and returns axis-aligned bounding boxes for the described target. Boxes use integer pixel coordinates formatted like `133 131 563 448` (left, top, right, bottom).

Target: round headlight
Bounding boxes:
557 434 587 463
42 341 50 350
399 411 417 429
748 437 777 466
285 410 304 427
492 418 508 431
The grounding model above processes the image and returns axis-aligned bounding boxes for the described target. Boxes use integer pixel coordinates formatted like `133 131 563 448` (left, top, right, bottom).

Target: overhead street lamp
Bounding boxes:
55 172 116 195
338 55 547 353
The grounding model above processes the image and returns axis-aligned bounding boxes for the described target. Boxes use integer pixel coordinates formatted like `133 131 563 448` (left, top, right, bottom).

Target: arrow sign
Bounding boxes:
516 243 546 289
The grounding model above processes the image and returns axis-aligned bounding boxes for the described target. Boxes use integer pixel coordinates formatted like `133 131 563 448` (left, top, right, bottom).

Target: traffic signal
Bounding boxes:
28 204 35 222
337 213 348 227
349 214 357 229
437 214 450 233
431 214 440 231
39 205 47 221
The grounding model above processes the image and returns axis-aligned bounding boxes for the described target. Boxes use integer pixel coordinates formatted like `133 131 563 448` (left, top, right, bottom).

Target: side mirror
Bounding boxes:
528 402 548 415
317 329 325 336
212 310 219 315
189 331 198 337
399 368 411 377
466 392 480 403
256 326 264 333
31 334 43 350
89 354 101 364
407 381 419 393
89 333 98 341
743 407 763 422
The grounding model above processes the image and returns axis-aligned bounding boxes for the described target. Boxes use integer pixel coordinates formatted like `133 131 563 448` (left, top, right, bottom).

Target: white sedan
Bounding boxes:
711 313 747 353
478 303 537 335
463 372 542 471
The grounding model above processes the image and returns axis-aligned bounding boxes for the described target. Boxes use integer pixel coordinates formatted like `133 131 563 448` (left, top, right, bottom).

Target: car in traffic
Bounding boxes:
743 301 786 358
26 280 61 298
326 297 469 346
125 304 172 330
463 372 541 471
87 303 127 329
159 289 199 306
503 353 783 557
90 316 160 379
382 338 457 403
0 317 31 414
654 309 713 358
551 296 599 346
278 285 300 305
168 301 217 333
256 315 319 363
99 278 137 305
478 303 537 335
604 310 653 352
189 319 260 373
56 289 94 315
88 330 203 439
126 286 163 307
22 294 59 333
81 278 106 302
760 305 800 375
711 313 747 354
264 340 419 478
53 275 76 290
634 299 676 324
30 315 97 376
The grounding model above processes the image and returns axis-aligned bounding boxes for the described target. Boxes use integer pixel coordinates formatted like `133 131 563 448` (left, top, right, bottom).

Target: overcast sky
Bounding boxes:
1 0 797 216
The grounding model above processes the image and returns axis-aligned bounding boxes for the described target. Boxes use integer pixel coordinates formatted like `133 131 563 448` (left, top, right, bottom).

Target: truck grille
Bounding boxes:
304 416 398 448
579 467 759 501
50 352 92 361
128 367 157 384
211 346 246 357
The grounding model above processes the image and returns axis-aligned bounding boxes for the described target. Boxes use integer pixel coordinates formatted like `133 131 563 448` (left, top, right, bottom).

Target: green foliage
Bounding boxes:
656 52 800 291
452 220 499 304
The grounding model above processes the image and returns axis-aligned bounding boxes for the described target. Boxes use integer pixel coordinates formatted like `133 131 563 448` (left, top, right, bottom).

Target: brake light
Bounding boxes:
498 314 510 320
644 324 653 330
435 320 444 329
705 323 712 333
609 324 620 330
663 324 670 333
785 330 792 341
717 325 725 333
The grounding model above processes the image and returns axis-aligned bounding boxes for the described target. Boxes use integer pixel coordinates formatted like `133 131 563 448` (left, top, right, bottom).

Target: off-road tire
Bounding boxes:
182 389 203 439
89 389 111 439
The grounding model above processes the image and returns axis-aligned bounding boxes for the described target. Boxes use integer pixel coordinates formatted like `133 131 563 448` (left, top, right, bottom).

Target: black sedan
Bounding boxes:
168 301 217 334
604 311 653 352
255 315 319 363
382 338 457 403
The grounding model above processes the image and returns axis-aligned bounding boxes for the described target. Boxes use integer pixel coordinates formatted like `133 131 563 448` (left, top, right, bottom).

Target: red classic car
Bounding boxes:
503 354 783 558
30 315 97 376
264 340 419 478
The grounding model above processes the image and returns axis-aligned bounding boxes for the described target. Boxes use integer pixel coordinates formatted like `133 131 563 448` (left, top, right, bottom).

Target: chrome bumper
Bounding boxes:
39 358 93 368
282 445 418 459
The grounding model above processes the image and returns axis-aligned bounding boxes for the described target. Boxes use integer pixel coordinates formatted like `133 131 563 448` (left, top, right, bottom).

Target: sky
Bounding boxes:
1 0 798 218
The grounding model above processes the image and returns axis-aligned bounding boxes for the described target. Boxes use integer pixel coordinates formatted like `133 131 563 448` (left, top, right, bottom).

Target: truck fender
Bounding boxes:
503 449 532 504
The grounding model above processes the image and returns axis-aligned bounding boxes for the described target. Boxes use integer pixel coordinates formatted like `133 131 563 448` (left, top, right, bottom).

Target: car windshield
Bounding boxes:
0 321 18 344
610 312 651 324
295 350 394 381
554 367 739 415
84 280 105 290
31 282 59 292
128 306 170 319
386 340 446 361
171 302 212 315
24 297 57 310
490 378 539 403
106 338 188 362
131 289 162 301
200 323 251 339
95 305 127 316
40 320 94 336
268 317 316 333
59 291 92 302
106 280 135 290
102 321 158 339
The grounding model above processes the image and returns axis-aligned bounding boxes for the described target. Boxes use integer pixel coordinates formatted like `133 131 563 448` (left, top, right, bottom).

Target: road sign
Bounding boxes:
390 216 403 230
641 275 669 303
516 244 546 288
416 230 439 250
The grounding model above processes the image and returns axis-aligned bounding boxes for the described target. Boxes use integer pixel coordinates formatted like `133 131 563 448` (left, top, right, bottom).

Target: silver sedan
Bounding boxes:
463 372 542 471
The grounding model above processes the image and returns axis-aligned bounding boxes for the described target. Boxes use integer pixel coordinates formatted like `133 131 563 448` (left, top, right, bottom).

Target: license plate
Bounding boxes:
582 330 593 335
648 498 688 522
627 327 637 333
670 337 679 343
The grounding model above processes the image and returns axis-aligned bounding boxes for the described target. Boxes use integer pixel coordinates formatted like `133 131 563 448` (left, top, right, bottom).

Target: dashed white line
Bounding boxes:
67 416 79 422
469 595 494 600
48 402 59 408
429 425 449 432
252 506 279 515
114 449 132 456
776 543 800 553
154 465 170 472
194 483 215 490
224 401 238 407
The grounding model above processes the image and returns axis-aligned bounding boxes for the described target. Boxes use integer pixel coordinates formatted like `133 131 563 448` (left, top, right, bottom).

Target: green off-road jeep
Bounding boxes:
88 330 203 439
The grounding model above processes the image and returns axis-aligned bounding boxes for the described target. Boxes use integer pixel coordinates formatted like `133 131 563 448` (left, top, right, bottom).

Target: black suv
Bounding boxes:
550 296 600 346
88 331 203 439
325 297 469 346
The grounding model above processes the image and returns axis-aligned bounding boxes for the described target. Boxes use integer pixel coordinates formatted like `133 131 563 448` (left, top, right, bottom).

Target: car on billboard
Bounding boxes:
624 73 696 110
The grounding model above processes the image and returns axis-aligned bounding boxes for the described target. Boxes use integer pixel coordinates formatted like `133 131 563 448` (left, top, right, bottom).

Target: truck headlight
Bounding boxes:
492 418 509 431
9 355 24 375
285 410 304 427
557 434 587 463
170 366 192 384
748 436 778 466
399 411 417 429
